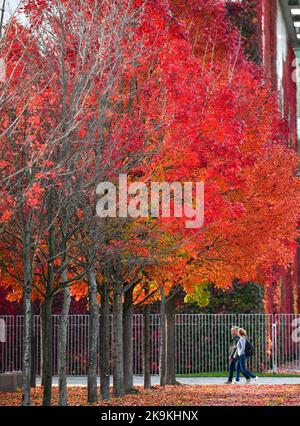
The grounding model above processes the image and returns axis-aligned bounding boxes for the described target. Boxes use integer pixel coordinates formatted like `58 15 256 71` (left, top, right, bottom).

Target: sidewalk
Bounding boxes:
36 375 300 386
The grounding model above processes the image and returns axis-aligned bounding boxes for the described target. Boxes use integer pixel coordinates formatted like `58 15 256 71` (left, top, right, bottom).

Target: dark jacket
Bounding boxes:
229 336 240 358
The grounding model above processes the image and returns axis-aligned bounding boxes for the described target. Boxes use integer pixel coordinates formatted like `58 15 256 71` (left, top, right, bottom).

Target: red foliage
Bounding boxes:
0 0 299 307
1 385 300 406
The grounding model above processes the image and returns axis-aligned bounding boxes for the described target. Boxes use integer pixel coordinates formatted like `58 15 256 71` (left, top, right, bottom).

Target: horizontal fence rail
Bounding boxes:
0 314 299 375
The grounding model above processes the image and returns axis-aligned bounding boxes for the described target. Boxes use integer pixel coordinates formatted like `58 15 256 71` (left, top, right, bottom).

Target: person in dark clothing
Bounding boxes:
225 326 240 384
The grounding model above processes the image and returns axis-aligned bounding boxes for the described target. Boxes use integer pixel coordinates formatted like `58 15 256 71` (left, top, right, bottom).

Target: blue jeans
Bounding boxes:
236 355 256 381
228 358 240 382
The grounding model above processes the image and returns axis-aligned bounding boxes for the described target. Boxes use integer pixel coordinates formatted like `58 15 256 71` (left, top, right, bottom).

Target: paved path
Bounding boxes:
37 375 300 386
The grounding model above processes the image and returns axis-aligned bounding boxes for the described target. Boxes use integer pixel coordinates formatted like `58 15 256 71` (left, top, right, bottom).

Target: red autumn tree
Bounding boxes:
0 0 299 406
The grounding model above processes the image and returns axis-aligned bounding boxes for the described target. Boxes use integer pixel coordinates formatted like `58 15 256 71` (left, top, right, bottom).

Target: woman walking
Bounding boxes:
233 328 258 384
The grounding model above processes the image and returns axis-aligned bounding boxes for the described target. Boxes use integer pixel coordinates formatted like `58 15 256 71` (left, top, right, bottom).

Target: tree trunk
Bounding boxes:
159 287 166 387
165 297 177 385
42 296 53 406
112 278 124 397
42 189 55 406
87 269 99 403
99 279 110 400
30 312 36 388
123 286 134 393
143 303 151 389
22 232 32 406
58 280 71 406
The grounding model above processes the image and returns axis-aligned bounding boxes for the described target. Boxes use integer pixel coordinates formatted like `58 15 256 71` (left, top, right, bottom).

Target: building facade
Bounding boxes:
230 0 299 313
262 0 299 313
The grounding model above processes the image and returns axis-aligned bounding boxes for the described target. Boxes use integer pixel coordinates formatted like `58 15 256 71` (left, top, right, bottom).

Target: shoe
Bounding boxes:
224 381 233 384
245 379 252 384
252 376 259 382
232 380 240 384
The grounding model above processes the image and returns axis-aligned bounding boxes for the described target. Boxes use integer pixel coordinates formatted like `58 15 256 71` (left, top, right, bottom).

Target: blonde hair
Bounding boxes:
238 328 247 336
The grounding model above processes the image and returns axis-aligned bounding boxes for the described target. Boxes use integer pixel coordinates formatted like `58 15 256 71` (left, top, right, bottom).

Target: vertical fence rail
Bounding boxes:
272 322 277 373
1 314 300 375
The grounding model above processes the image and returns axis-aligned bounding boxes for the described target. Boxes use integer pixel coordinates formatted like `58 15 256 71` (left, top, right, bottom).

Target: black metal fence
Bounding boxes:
0 314 299 375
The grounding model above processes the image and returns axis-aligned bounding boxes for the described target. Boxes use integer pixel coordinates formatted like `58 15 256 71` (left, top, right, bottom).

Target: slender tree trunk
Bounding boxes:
113 278 124 397
159 287 166 387
165 298 177 385
143 303 151 389
123 286 134 393
30 312 36 388
42 296 53 406
58 278 71 406
87 269 99 403
42 189 55 406
22 229 32 406
99 279 110 400
0 0 6 39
